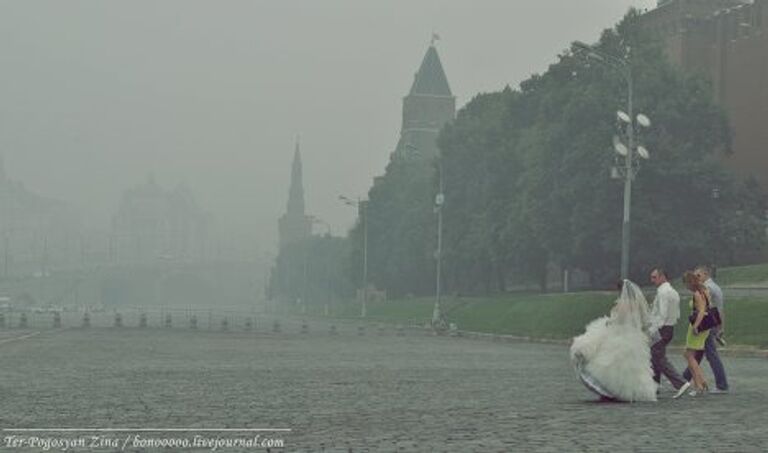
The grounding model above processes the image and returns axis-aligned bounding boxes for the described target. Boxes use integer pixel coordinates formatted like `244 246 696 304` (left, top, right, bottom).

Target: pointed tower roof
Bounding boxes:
278 136 312 249
409 45 452 97
286 137 306 216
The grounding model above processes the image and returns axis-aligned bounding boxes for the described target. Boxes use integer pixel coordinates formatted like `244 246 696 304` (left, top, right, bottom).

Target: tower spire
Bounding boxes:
278 136 312 249
409 41 452 97
287 135 305 216
397 41 456 161
430 31 440 47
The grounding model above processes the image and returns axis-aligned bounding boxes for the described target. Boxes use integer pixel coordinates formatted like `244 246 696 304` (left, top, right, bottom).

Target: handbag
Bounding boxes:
688 290 722 331
688 307 721 331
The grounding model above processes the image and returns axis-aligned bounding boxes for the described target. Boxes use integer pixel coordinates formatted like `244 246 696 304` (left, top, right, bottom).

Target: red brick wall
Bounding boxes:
641 0 768 187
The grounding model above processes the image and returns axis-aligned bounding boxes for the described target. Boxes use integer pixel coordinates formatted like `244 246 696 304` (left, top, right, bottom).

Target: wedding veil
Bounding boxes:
610 279 650 331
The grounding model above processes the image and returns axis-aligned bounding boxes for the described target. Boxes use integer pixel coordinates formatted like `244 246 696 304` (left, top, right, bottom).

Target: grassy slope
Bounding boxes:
327 290 768 348
319 263 768 347
716 263 768 286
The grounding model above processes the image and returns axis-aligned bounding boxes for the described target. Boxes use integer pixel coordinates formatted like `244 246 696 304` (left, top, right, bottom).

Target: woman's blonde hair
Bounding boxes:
682 270 704 291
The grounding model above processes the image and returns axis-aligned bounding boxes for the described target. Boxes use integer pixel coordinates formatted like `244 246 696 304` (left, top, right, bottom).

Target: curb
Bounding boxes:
0 331 43 346
455 329 768 358
456 330 567 345
203 312 768 359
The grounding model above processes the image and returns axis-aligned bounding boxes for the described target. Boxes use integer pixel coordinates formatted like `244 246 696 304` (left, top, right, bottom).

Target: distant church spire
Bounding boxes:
278 136 312 249
287 136 305 216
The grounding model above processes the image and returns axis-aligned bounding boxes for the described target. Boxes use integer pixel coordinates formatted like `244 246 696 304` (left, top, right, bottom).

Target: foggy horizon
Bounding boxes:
0 0 655 256
1 2 767 450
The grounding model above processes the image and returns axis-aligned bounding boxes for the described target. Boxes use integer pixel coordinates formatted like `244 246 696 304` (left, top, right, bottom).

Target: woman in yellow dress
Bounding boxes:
682 271 710 395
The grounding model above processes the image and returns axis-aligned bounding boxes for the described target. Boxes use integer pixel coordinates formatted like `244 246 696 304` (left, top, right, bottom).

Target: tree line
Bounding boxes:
271 12 767 305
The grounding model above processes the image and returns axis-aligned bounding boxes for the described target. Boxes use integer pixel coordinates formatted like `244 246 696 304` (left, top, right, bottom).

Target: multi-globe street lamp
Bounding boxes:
573 41 652 280
339 195 368 318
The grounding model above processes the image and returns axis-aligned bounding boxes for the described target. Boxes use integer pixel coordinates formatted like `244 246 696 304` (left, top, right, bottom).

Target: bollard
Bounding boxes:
114 313 123 328
165 313 172 329
357 325 365 336
301 321 309 334
139 313 147 328
82 312 90 328
244 317 253 331
221 318 229 331
272 320 281 333
53 312 61 328
190 314 198 330
329 325 337 335
19 312 28 329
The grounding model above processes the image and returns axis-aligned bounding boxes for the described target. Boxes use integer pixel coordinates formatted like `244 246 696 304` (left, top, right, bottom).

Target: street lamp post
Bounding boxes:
711 187 721 268
403 142 445 328
433 164 445 328
309 215 333 316
622 68 634 281
339 195 368 318
574 41 652 280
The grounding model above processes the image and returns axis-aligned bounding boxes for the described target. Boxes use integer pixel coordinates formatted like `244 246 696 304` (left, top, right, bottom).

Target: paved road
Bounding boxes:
0 326 766 452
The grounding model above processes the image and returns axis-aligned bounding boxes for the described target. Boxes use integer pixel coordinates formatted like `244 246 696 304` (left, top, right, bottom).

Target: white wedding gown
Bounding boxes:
570 280 657 402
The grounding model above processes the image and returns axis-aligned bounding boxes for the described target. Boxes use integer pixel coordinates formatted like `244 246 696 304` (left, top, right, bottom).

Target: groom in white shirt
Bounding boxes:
648 268 689 397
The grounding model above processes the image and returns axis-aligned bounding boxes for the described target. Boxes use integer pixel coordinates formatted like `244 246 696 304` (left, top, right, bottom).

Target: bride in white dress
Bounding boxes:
570 279 657 402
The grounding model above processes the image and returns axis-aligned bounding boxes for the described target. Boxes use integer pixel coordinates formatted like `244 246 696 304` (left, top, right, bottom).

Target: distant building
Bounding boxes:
111 175 213 263
0 153 80 276
393 42 456 161
278 139 312 249
641 0 768 187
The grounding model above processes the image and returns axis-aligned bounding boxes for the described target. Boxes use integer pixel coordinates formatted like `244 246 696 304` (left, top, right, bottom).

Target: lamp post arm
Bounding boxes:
574 41 635 280
339 194 369 318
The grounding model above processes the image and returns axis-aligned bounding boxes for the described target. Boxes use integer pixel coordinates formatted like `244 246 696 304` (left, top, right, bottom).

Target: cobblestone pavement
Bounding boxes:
0 325 767 452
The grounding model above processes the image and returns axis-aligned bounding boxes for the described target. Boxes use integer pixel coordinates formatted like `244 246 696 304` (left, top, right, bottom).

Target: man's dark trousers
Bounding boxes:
651 325 686 389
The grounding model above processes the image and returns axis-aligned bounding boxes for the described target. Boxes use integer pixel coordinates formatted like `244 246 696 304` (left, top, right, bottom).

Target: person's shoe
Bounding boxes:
690 383 709 397
689 387 708 397
672 381 692 399
709 388 729 394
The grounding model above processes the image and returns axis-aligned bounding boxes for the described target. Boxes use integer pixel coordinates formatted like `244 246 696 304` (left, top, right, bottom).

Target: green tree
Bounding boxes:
335 9 766 297
436 9 765 291
348 153 436 298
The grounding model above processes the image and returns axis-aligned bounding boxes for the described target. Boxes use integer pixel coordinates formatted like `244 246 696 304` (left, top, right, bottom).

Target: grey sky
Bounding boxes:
0 0 655 256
